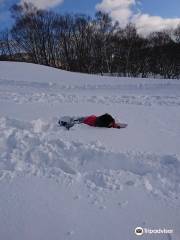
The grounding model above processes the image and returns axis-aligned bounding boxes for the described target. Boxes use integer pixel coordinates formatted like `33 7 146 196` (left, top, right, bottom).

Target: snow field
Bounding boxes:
0 62 180 240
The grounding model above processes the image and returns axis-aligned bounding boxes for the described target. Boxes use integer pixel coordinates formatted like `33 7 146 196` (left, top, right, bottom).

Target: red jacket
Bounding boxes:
83 115 97 126
83 115 120 128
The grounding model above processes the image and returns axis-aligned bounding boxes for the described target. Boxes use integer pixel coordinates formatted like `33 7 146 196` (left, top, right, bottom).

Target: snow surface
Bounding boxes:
0 61 180 240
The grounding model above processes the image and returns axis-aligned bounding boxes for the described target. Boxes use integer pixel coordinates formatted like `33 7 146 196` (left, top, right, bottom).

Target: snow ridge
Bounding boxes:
1 91 180 106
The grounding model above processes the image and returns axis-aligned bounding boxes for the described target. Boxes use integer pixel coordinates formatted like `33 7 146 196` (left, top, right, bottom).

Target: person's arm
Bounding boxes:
112 122 128 128
112 122 121 128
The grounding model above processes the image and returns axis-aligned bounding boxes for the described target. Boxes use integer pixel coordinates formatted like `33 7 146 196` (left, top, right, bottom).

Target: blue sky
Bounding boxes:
139 0 180 18
0 0 180 34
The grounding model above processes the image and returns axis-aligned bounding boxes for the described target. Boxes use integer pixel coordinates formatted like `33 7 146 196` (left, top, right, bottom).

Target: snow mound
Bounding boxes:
0 116 180 205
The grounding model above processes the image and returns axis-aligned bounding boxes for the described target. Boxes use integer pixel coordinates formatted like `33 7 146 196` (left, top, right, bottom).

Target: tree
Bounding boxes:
0 3 179 78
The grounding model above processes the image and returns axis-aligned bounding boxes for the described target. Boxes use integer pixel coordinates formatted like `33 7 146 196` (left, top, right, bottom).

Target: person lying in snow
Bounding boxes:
59 113 127 130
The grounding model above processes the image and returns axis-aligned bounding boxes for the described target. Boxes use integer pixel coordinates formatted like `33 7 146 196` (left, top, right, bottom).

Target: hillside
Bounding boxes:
0 62 180 240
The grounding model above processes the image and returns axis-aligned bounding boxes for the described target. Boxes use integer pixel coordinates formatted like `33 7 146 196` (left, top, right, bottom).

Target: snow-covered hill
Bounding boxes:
0 62 180 240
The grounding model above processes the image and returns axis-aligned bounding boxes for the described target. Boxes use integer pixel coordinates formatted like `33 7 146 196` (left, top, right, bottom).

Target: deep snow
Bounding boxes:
0 62 180 240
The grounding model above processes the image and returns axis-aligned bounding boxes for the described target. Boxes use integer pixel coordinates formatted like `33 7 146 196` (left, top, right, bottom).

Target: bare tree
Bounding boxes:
0 3 179 78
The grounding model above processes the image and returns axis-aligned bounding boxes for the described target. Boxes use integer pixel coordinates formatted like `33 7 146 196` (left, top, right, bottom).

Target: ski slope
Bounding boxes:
0 61 180 240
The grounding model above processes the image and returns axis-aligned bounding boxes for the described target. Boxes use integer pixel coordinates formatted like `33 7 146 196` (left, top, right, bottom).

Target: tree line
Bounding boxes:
0 2 180 79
